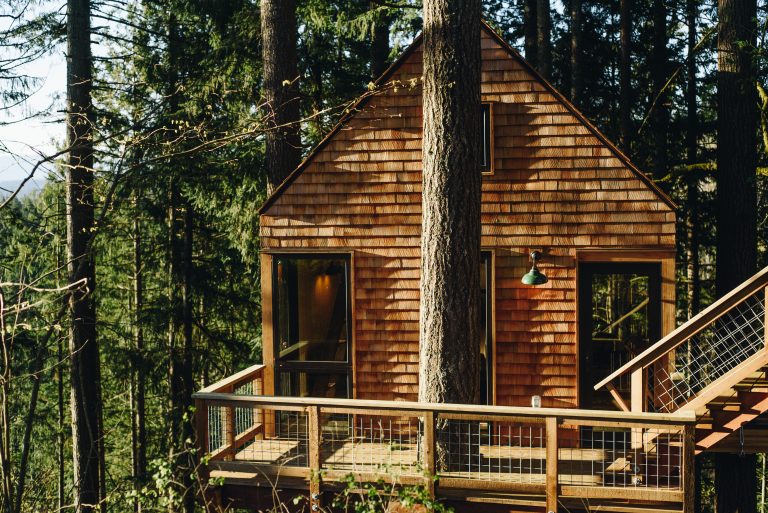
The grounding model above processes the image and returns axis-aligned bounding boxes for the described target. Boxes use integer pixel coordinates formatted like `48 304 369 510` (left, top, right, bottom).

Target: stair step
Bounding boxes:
711 410 760 431
738 391 768 410
696 429 731 451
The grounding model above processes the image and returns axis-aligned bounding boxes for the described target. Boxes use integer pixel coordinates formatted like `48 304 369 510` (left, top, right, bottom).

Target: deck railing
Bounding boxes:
595 266 768 414
194 366 696 512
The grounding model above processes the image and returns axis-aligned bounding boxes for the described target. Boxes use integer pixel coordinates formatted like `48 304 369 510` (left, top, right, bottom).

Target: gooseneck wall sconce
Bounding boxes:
521 250 548 286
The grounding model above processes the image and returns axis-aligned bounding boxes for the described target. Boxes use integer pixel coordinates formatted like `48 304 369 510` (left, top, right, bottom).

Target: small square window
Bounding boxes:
481 103 493 173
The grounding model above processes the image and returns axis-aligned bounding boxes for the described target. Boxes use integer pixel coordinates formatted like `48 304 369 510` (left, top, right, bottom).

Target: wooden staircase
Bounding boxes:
595 266 768 455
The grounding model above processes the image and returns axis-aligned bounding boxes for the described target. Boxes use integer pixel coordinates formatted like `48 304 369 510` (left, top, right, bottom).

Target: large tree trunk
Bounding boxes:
131 194 146 513
370 2 391 79
523 0 538 65
419 0 482 427
261 0 301 194
66 1 104 512
569 0 582 105
685 0 700 321
715 1 758 511
57 332 66 513
651 0 668 179
536 0 551 80
619 0 632 150
179 202 195 513
685 20 702 510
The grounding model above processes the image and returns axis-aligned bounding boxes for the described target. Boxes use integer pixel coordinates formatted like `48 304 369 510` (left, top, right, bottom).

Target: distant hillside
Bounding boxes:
0 155 48 199
0 178 43 199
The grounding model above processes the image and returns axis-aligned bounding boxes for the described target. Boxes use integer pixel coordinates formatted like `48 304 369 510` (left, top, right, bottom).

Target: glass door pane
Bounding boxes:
579 263 661 410
480 251 492 404
273 254 352 398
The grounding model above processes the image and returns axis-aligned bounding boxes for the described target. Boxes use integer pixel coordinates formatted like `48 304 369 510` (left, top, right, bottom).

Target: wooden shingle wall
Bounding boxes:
260 28 676 408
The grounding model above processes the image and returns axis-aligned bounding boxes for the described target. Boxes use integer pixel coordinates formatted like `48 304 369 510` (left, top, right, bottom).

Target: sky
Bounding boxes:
0 8 66 183
0 54 65 181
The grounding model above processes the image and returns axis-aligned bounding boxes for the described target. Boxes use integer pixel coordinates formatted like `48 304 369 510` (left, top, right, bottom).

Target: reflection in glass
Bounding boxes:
590 273 651 409
275 257 349 363
480 252 492 405
279 371 349 399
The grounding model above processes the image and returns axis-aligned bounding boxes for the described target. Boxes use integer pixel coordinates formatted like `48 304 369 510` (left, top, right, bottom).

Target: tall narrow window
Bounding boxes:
480 251 493 404
273 254 352 398
481 103 493 172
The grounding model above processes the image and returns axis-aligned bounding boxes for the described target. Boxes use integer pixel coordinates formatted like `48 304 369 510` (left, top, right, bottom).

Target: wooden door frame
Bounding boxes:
481 249 496 405
575 249 675 409
260 249 356 398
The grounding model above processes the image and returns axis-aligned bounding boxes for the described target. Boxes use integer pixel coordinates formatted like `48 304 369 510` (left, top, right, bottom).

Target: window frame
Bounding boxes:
577 261 662 410
481 102 494 175
480 249 495 405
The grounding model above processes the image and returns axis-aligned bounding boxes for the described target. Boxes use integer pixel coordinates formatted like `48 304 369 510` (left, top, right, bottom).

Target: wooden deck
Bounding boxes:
194 365 696 513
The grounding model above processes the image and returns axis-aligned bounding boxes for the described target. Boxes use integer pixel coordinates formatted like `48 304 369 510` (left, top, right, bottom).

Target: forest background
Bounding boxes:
1 0 767 512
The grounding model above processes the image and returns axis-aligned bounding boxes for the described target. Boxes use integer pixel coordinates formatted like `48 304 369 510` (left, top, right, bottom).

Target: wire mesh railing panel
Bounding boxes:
207 404 224 453
559 425 682 489
651 289 766 413
437 421 546 483
321 413 422 475
233 409 309 467
233 380 263 440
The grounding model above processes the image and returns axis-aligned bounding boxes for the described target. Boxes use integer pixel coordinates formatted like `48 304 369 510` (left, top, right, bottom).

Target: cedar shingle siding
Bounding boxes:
260 26 675 408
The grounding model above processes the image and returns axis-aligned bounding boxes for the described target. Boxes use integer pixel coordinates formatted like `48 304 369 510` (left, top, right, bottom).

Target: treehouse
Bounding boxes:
193 23 768 513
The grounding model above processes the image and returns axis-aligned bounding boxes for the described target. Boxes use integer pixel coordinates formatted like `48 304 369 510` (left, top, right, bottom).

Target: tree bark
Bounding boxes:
523 0 538 65
685 0 700 321
651 0 668 179
419 0 482 412
536 0 551 80
66 1 104 512
619 0 632 150
166 179 180 512
569 0 582 105
0 292 12 513
179 202 195 513
715 0 758 510
370 2 391 79
131 193 146 513
261 0 301 194
58 332 66 513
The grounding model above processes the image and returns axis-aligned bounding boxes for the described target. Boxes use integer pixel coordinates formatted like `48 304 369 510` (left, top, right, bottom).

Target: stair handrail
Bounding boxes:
594 265 768 392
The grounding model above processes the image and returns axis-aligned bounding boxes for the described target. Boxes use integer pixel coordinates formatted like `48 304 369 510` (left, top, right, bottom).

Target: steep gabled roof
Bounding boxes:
259 21 675 215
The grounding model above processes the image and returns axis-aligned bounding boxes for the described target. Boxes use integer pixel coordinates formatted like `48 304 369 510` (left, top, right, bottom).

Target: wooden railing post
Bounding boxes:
252 375 263 431
631 368 645 449
546 416 558 513
423 411 436 498
224 405 235 460
308 405 322 509
682 422 695 513
195 398 209 465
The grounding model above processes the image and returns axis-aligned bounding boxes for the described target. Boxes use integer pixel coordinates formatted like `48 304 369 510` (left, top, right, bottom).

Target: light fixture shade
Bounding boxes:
521 250 548 285
521 267 548 285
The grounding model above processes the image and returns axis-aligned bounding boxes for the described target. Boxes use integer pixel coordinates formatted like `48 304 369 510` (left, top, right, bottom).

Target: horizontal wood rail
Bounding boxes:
194 392 695 425
596 266 768 391
197 363 265 394
194 384 696 512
